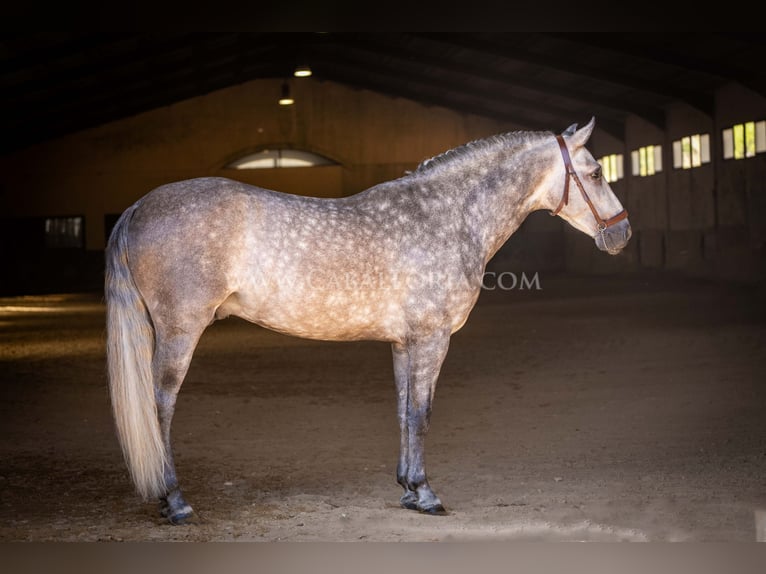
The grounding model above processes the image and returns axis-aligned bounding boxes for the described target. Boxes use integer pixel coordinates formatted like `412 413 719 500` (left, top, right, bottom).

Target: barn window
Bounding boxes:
672 134 710 169
631 145 662 177
227 149 336 169
722 120 766 160
45 216 84 249
598 154 623 183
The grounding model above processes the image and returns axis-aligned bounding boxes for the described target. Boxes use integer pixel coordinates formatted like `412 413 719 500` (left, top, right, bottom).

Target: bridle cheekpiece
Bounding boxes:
550 135 628 232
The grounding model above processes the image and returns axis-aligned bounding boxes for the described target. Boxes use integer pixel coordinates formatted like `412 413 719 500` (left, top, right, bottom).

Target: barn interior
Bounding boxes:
1 33 765 543
2 33 765 292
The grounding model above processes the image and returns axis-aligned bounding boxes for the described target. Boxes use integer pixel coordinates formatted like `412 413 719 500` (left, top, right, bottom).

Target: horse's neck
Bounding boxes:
363 140 553 264
458 150 548 264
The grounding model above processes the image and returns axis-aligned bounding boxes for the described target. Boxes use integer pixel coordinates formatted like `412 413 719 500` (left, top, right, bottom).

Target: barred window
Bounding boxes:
672 134 710 169
722 120 766 160
631 145 662 177
597 153 624 183
45 216 84 248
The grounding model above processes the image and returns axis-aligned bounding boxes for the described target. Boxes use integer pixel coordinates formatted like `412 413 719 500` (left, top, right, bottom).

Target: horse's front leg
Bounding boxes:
391 331 450 515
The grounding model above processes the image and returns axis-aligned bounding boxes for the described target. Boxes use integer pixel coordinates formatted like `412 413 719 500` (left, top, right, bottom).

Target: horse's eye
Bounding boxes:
591 167 602 180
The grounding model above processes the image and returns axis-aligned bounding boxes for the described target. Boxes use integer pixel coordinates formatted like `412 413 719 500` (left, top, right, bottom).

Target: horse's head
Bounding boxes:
542 117 631 255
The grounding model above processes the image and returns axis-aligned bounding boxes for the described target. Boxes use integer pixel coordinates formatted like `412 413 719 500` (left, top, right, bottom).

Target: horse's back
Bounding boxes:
123 177 387 331
132 176 269 216
121 175 481 342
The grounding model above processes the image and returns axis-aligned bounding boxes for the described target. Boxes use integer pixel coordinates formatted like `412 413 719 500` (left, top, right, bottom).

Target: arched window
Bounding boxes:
227 148 337 169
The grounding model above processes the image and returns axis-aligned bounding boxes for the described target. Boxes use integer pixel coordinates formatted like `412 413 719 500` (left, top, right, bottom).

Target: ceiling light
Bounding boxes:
278 82 294 105
293 66 312 78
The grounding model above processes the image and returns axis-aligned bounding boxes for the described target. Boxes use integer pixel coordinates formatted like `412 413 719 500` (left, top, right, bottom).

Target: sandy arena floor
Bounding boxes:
1 272 765 542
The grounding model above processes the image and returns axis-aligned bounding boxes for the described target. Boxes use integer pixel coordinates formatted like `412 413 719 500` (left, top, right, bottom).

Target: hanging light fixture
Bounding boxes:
278 81 294 106
293 65 312 78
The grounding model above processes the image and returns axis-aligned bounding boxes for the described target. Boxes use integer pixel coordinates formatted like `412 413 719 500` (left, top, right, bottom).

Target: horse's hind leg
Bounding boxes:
392 331 450 515
152 322 207 524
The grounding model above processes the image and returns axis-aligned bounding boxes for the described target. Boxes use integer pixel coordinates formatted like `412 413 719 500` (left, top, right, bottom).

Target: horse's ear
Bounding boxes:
567 117 596 149
561 123 578 137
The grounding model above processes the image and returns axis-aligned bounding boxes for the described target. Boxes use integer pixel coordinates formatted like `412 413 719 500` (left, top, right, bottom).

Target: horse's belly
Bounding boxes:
218 290 407 343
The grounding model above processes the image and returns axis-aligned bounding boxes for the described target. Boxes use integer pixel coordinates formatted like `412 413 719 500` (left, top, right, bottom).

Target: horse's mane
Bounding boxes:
413 129 554 174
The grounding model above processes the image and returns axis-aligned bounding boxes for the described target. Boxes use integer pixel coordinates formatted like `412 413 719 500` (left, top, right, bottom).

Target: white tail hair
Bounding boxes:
105 205 167 499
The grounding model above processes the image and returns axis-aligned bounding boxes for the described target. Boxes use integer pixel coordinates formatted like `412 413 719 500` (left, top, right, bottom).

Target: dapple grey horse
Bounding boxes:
105 118 630 524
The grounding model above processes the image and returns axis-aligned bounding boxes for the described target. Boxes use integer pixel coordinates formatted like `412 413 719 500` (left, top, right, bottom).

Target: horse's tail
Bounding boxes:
105 204 167 500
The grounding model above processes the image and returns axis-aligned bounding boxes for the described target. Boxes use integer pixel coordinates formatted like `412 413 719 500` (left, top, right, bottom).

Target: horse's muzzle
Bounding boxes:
595 219 632 255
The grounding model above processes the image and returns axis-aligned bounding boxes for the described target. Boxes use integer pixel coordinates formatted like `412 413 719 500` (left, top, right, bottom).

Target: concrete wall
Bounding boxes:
1 77 764 294
713 84 766 281
6 77 575 294
0 78 513 252
562 84 765 283
661 103 715 277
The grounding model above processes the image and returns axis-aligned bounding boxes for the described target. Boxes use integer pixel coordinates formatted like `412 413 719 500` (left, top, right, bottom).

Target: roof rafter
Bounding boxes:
2 32 762 155
311 37 625 138
551 32 766 100
417 32 712 120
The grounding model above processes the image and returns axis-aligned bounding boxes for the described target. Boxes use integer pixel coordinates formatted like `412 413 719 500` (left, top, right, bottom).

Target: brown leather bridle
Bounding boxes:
550 135 628 232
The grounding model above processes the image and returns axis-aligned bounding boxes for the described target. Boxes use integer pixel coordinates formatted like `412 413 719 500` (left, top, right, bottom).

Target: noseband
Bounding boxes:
550 135 628 231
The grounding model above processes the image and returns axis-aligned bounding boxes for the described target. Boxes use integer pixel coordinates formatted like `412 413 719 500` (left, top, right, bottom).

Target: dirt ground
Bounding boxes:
1 272 765 542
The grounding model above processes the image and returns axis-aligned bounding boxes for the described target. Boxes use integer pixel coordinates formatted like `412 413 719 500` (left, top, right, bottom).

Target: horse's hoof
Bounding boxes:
167 510 199 525
419 503 448 516
400 492 419 510
160 502 197 525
